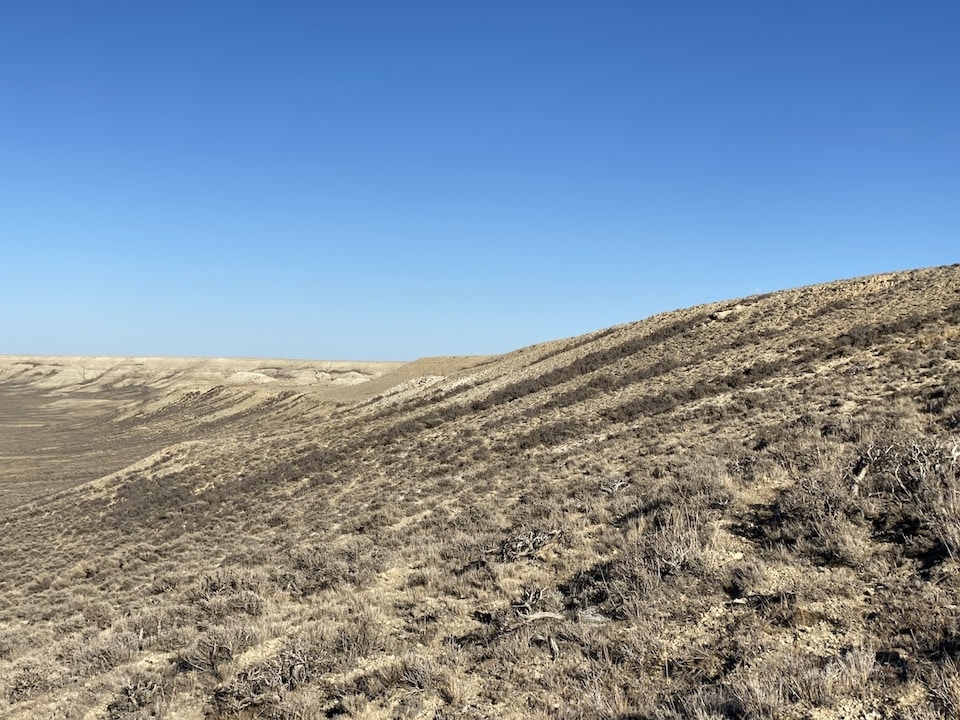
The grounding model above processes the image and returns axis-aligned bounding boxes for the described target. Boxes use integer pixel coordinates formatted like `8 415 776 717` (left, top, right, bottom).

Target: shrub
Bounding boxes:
106 670 169 720
286 534 385 596
564 499 719 620
6 660 56 703
176 625 258 680
211 640 330 718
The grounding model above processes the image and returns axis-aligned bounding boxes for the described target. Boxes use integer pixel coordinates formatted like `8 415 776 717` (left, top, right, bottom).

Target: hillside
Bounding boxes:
1 265 959 719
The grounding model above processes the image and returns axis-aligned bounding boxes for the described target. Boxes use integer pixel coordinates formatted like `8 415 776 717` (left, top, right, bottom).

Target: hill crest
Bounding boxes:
1 264 959 719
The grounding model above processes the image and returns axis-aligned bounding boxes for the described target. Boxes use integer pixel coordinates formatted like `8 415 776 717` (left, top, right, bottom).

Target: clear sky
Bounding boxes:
2 2 957 360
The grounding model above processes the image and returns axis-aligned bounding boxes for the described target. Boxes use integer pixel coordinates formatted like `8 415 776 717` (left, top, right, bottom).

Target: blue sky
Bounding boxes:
2 2 957 360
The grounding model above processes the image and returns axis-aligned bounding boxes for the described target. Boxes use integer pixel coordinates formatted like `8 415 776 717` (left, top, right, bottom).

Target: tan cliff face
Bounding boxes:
1 264 959 719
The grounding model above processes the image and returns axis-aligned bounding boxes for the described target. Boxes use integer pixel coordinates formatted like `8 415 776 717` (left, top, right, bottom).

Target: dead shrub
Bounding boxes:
212 640 329 718
495 528 563 562
287 535 385 596
6 660 56 703
176 625 258 680
106 670 169 720
0 627 19 660
856 437 960 565
398 654 443 693
114 607 177 651
186 569 267 622
763 468 874 567
928 656 960 716
564 499 719 619
62 630 140 676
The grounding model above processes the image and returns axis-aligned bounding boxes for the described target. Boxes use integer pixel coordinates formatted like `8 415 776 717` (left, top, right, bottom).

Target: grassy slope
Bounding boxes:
1 265 959 719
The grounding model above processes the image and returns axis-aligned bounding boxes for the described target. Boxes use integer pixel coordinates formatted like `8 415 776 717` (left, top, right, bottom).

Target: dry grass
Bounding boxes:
1 264 959 718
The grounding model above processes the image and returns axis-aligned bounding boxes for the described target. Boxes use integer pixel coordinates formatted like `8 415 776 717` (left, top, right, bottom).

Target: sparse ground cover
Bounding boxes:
1 265 959 718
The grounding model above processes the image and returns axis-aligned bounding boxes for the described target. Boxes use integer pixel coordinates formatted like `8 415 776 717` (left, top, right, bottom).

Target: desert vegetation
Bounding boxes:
1 265 959 718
